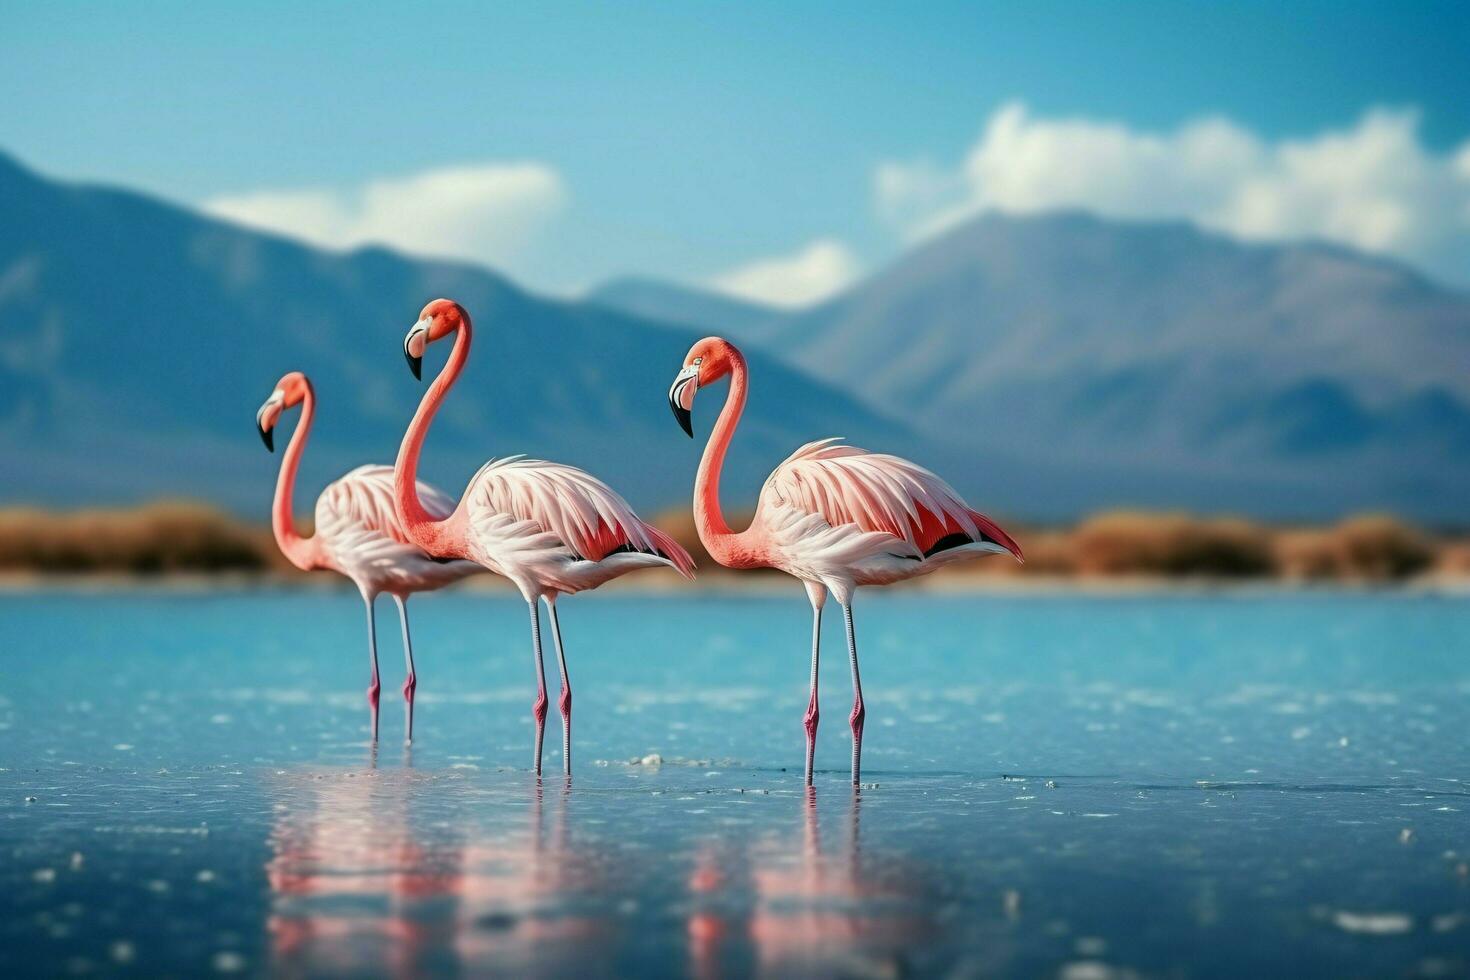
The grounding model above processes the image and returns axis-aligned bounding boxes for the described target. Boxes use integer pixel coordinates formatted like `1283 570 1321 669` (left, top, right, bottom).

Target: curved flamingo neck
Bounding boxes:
394 316 470 556
272 388 323 571
694 348 755 566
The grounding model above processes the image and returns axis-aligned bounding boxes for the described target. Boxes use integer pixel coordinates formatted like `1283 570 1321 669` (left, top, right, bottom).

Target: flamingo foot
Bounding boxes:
403 674 416 745
849 699 865 785
803 696 820 785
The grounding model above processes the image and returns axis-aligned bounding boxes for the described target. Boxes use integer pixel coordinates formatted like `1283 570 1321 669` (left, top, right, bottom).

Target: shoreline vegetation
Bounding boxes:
0 502 1466 590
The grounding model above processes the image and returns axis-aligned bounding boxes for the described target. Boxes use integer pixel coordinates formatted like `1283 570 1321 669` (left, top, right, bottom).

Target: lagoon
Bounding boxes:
1 588 1467 977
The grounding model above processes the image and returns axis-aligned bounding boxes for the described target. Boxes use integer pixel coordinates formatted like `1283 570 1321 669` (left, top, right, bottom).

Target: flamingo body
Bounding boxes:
459 456 694 599
667 338 1022 784
753 438 1021 593
256 372 479 743
392 300 694 775
315 464 481 595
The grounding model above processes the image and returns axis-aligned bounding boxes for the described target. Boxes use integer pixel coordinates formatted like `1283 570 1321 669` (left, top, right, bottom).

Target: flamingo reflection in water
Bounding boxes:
266 759 610 978
449 779 608 971
687 789 936 978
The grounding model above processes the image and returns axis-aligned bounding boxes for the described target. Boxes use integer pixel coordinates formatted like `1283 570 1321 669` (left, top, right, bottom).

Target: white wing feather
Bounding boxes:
314 465 477 589
464 457 693 577
759 439 981 550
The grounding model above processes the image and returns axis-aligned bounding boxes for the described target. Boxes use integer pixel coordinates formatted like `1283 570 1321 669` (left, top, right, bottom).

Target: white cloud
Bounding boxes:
711 238 861 308
876 102 1470 284
204 163 567 269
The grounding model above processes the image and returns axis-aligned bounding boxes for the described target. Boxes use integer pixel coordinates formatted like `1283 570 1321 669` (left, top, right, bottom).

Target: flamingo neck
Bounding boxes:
694 349 752 566
272 387 322 571
394 317 470 556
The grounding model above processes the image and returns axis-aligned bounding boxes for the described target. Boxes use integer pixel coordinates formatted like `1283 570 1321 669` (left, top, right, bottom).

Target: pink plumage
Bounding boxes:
461 456 695 596
392 299 694 776
667 337 1023 785
761 438 1022 579
256 373 480 744
316 465 481 591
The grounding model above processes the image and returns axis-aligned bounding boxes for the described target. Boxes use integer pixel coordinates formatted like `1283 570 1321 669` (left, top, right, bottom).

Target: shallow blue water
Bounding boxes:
1 587 1468 977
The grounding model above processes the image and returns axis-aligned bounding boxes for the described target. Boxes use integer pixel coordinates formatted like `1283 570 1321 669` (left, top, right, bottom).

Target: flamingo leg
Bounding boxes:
804 601 823 786
803 581 827 784
842 601 865 785
528 600 548 775
544 597 573 776
363 593 381 742
393 595 417 745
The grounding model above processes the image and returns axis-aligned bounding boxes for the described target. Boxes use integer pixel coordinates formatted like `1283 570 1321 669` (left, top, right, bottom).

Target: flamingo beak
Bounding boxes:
972 511 1025 563
673 364 705 437
403 318 431 381
668 364 699 438
255 391 285 453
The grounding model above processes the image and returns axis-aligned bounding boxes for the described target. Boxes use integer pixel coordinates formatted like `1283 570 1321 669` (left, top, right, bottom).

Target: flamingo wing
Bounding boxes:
315 465 475 580
465 457 695 577
319 465 458 544
760 439 1018 559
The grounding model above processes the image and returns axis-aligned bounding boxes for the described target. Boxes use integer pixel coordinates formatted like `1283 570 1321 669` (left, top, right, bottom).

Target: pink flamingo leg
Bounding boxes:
393 595 417 745
544 598 573 776
362 594 381 742
842 602 865 785
528 600 548 775
804 602 822 786
803 581 827 784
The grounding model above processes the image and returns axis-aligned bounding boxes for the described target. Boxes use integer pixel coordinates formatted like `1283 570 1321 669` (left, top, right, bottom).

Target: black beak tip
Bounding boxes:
672 404 694 438
258 424 274 453
405 350 422 381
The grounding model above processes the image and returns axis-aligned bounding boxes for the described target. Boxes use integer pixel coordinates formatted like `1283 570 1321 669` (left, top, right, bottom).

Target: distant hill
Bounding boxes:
586 276 781 338
6 150 1467 523
0 152 914 518
612 213 1470 522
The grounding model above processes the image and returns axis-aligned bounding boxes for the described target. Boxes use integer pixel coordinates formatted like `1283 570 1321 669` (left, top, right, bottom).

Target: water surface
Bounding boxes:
1 589 1467 977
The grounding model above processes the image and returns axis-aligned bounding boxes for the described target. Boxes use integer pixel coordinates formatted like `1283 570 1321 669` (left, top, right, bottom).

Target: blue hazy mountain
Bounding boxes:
0 152 915 519
600 212 1470 522
6 148 1467 523
586 277 782 340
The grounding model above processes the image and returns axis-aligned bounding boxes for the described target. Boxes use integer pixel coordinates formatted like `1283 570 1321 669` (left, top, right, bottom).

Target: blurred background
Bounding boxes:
2 1 1468 583
4 9 1470 978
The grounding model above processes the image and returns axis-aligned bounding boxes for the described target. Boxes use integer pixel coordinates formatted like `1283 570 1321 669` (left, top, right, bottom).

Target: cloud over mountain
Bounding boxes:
204 162 568 273
711 238 861 308
876 102 1470 287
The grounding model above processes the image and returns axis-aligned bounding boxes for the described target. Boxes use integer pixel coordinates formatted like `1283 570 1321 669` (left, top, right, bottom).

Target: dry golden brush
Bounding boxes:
0 502 1456 582
0 502 297 575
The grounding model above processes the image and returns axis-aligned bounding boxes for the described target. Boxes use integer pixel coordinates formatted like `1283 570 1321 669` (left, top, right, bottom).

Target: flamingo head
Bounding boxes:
668 336 739 438
403 298 468 381
255 372 311 453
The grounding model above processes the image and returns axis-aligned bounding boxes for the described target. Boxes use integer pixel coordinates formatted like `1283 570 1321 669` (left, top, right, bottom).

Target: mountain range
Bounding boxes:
595 213 1470 522
586 277 781 340
0 151 910 519
3 149 1467 523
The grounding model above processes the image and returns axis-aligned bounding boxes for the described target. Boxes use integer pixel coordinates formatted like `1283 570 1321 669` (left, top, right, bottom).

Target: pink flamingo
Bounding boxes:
393 299 695 776
256 371 480 743
667 338 1023 785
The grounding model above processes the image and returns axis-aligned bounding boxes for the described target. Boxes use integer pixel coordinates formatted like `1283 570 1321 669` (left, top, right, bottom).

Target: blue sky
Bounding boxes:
3 1 1468 300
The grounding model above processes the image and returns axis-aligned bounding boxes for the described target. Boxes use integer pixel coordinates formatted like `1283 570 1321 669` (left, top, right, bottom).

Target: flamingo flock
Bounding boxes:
257 300 1021 783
